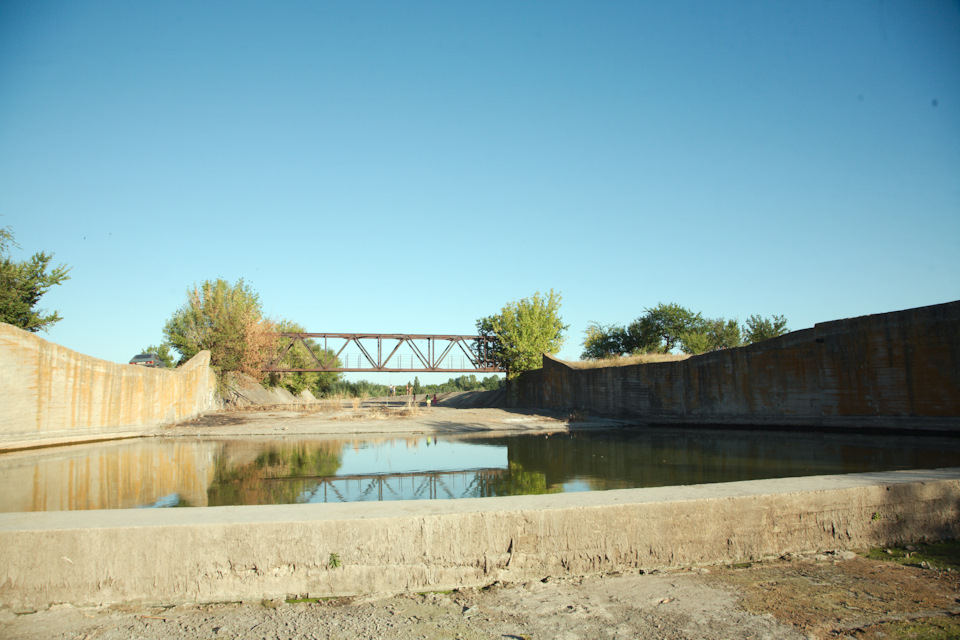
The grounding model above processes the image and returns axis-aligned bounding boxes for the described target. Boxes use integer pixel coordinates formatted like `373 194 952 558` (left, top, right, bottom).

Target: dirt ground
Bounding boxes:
4 552 958 640
158 397 620 439
4 402 959 639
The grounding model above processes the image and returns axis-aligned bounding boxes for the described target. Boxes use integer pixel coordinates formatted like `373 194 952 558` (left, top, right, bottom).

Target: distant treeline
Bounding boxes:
326 373 504 398
582 302 789 359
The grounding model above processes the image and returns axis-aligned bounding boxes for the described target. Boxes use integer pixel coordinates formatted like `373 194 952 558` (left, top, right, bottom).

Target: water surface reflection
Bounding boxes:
0 428 957 512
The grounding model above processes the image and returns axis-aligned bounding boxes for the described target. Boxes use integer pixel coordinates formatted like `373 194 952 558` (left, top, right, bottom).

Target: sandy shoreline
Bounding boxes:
158 403 625 439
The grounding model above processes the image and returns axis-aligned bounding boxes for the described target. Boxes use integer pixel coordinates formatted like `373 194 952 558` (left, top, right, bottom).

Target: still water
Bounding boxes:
1 428 958 512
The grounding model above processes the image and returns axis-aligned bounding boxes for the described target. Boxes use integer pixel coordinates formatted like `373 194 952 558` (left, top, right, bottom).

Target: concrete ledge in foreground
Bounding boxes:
1 468 958 609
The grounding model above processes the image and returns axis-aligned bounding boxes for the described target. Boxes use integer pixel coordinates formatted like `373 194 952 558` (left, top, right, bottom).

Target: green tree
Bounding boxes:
419 374 503 394
0 227 71 332
163 278 276 377
326 379 389 398
711 318 743 350
625 303 704 354
457 374 478 390
477 289 568 378
678 331 712 356
581 321 628 359
269 320 342 395
413 376 422 395
744 314 789 344
680 318 742 355
481 375 504 391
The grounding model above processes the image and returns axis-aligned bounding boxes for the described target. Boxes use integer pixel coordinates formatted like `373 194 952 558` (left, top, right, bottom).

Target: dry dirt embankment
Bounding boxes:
164 388 615 438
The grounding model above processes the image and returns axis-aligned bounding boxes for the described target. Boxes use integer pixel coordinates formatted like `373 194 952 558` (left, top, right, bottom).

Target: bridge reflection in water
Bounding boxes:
281 468 507 503
0 435 519 512
3 429 959 513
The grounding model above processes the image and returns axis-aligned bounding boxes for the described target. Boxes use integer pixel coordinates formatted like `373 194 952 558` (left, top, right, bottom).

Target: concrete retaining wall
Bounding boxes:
512 301 960 430
0 468 957 609
0 323 218 450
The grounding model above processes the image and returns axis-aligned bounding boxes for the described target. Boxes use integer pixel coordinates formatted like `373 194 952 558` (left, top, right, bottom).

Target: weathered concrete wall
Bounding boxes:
0 468 957 609
0 323 218 450
513 301 960 430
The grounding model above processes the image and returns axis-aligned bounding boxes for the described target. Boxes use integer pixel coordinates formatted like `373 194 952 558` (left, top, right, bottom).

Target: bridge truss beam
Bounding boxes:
263 333 504 373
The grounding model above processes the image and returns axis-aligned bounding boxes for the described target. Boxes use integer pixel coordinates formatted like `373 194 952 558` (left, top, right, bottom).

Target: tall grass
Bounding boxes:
326 379 391 399
316 396 362 411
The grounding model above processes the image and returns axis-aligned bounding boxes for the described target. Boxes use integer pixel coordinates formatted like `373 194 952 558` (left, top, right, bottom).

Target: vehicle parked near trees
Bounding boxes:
128 353 165 368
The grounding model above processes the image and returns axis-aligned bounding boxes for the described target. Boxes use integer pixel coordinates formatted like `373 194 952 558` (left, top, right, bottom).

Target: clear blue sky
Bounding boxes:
2 1 958 385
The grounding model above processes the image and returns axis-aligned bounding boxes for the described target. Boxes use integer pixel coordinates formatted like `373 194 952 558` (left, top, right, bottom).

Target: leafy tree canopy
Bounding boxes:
421 374 503 394
626 303 704 354
321 373 503 399
163 278 276 378
680 318 743 355
478 289 568 379
744 314 789 344
0 226 71 332
581 322 628 360
580 304 789 359
268 319 342 396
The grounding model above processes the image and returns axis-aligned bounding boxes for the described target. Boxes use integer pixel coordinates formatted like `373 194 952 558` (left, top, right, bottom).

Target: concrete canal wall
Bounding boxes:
0 468 957 609
0 323 218 451
512 301 960 430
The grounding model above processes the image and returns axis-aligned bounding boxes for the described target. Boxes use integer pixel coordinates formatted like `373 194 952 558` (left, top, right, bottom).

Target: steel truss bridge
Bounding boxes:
263 333 504 373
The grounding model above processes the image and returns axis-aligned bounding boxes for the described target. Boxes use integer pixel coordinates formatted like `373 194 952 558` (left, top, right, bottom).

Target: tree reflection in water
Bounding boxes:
203 443 557 504
207 442 343 506
187 430 960 507
10 429 957 512
474 461 561 497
